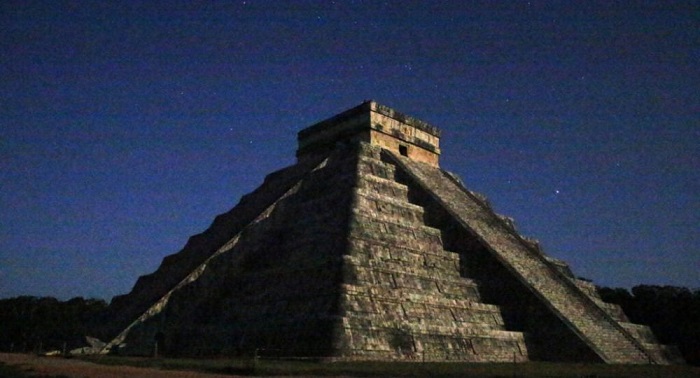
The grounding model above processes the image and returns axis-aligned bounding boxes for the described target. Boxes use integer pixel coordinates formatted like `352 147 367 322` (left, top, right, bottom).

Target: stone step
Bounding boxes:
348 233 444 258
389 152 655 364
357 155 397 181
344 250 462 280
353 189 425 227
620 322 659 344
332 144 530 362
347 268 478 299
637 343 685 365
356 174 411 202
354 141 384 160
340 297 498 323
339 284 495 313
342 342 528 362
350 214 444 249
348 233 459 265
591 298 629 323
343 262 479 299
342 309 503 331
347 257 464 287
293 148 396 197
348 265 475 299
574 278 601 299
340 313 521 339
348 241 461 277
339 322 527 362
568 278 633 324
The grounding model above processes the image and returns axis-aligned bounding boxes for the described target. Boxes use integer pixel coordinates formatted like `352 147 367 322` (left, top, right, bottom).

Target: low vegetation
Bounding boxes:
598 285 700 365
0 361 69 378
0 296 106 354
83 355 700 377
0 284 698 369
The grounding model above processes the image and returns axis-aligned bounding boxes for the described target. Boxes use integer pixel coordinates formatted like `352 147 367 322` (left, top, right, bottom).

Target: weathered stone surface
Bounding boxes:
99 101 682 364
385 149 681 364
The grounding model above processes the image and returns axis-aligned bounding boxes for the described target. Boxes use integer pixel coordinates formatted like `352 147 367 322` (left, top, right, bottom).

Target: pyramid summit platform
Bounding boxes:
97 101 682 363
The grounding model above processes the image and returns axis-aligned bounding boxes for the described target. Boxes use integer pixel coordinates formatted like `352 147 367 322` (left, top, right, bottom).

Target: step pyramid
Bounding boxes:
98 101 682 363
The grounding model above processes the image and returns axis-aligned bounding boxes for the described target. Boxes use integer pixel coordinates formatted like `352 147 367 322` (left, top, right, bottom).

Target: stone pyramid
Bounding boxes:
98 101 681 363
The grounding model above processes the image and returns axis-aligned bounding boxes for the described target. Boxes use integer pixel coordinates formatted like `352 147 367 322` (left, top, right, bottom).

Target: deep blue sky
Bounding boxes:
1 1 698 301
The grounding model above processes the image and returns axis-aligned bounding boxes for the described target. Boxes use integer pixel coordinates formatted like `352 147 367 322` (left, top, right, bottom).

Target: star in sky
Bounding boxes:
0 1 697 300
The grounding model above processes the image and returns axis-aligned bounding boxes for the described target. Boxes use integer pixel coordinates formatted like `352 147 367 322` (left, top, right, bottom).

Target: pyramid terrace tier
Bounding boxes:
346 238 463 276
339 284 501 324
384 150 670 364
337 317 528 362
99 102 683 364
342 255 481 300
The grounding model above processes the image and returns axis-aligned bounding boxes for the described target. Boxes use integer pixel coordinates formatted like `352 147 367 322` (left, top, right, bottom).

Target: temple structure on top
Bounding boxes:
297 101 441 167
94 101 683 364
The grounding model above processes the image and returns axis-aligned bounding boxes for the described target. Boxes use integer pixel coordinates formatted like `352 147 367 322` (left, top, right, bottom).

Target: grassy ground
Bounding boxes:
0 361 70 378
83 355 700 378
0 362 30 378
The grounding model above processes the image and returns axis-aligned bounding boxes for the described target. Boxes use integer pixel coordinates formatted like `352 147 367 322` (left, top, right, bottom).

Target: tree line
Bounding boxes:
0 296 106 354
598 285 700 365
0 285 697 364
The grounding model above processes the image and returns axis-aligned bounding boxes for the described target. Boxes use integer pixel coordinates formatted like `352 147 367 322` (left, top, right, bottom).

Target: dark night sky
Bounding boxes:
1 1 698 300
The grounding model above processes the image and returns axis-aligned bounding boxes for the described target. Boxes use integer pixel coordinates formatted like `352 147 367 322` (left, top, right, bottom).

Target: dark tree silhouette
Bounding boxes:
0 296 107 353
2 287 698 365
599 285 700 365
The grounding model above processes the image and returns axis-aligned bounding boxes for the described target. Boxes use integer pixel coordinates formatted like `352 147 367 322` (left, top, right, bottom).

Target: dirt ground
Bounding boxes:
0 353 246 378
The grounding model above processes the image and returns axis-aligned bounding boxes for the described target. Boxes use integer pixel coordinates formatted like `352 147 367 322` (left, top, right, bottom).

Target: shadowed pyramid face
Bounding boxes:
97 102 682 364
297 101 442 167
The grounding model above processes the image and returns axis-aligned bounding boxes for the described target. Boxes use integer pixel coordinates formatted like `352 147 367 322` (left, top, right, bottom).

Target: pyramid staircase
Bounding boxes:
337 145 528 361
97 101 682 364
385 152 658 363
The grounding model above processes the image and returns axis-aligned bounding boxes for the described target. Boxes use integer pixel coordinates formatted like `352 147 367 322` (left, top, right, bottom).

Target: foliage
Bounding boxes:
0 296 107 353
599 285 700 365
2 285 699 369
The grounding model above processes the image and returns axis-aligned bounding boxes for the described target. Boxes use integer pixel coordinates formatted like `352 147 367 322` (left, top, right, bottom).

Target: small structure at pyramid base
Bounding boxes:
97 101 683 364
